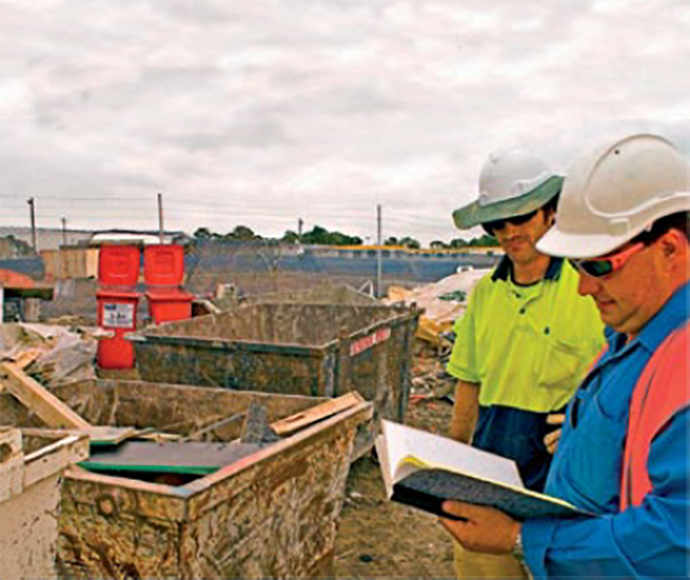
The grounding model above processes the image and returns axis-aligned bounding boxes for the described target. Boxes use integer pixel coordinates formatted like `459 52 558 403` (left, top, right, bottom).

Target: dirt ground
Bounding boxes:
334 361 457 579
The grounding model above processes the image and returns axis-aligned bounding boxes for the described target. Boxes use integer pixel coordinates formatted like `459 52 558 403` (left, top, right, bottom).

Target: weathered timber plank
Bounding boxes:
13 349 43 370
24 434 90 489
271 392 364 436
0 362 91 430
19 426 174 447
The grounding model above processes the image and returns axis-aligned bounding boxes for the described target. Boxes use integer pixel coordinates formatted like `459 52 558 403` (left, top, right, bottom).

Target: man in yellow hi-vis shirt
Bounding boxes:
447 149 605 578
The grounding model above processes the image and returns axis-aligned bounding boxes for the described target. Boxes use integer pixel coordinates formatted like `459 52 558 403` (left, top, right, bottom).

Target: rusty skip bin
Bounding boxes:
131 303 421 456
1 380 372 579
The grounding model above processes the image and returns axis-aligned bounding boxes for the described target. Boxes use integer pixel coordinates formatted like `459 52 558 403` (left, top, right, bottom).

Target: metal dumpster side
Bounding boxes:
131 303 420 454
36 379 325 436
1 380 372 579
214 283 379 311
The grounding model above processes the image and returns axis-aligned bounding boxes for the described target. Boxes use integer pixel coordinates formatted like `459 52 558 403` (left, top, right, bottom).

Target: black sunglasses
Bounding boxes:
482 209 539 236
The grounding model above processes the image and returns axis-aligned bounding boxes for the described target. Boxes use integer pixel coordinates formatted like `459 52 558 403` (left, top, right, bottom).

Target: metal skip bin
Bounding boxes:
97 245 141 369
131 302 420 455
0 380 372 579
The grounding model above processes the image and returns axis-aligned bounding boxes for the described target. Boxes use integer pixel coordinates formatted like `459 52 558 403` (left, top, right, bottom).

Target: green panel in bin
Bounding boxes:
79 440 262 476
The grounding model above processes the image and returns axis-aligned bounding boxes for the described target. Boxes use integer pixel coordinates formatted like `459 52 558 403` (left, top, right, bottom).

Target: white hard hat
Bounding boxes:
537 134 690 259
453 149 563 230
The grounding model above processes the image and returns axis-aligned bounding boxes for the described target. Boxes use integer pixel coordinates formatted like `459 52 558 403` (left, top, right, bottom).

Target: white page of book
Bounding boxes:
382 420 524 488
375 434 394 496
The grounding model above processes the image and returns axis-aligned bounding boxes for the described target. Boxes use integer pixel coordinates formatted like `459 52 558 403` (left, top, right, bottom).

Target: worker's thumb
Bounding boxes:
441 500 472 521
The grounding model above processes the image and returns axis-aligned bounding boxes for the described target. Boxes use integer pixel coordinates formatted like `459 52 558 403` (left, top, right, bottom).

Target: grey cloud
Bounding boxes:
138 0 244 26
1 0 689 244
137 66 219 90
171 116 290 152
286 82 404 118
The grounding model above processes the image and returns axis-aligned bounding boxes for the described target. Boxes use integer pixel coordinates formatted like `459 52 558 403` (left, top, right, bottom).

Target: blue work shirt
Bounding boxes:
523 282 690 578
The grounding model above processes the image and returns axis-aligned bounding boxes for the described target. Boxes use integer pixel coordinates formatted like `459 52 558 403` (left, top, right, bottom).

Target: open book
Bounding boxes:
375 420 592 521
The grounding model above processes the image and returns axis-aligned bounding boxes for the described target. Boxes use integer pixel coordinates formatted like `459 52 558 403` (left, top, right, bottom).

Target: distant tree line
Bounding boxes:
383 236 421 249
0 235 36 257
429 234 499 249
194 225 498 250
192 226 497 248
193 225 362 246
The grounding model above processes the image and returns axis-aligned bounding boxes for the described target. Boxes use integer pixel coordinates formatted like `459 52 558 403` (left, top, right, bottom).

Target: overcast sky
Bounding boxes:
1 0 689 244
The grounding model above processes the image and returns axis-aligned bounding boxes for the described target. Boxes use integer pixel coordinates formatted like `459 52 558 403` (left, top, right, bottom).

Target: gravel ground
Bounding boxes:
334 389 457 579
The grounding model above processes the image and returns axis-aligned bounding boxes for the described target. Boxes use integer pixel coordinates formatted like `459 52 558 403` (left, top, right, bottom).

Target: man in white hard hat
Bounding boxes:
446 150 605 578
441 133 690 579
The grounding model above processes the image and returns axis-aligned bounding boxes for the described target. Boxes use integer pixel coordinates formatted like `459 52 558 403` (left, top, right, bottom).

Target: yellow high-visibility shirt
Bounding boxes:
447 258 605 412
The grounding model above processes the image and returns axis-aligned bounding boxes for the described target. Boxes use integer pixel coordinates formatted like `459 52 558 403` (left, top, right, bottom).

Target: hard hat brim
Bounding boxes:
452 176 563 230
536 225 636 259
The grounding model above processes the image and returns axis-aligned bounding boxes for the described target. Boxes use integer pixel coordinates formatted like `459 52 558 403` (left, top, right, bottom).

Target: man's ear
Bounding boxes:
658 229 687 259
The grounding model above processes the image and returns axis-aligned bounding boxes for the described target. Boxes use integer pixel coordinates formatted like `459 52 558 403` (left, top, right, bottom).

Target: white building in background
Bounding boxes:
87 230 185 247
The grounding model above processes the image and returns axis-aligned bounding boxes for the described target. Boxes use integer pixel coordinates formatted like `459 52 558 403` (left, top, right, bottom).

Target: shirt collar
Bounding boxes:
491 256 564 283
607 281 690 355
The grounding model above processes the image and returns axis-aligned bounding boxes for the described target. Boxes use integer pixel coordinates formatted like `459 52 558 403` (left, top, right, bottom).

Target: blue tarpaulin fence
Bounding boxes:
184 240 498 294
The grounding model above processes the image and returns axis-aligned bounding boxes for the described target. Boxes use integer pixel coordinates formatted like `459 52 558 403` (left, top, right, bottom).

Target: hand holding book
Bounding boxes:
376 420 593 521
439 501 521 555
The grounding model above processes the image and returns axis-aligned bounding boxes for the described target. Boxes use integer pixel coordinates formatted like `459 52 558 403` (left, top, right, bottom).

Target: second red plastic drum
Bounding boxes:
143 244 193 324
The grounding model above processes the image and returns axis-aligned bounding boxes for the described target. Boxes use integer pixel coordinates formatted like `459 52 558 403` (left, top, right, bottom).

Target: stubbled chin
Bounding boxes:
598 307 624 330
506 246 536 262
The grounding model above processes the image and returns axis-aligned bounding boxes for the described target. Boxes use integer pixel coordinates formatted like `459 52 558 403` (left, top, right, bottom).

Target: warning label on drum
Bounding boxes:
103 303 135 328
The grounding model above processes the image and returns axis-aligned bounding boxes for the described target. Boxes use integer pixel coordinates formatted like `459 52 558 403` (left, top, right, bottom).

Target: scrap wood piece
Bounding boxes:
13 349 43 370
0 350 43 394
137 431 182 443
0 362 91 430
85 426 141 447
271 391 364 436
19 428 83 440
20 426 180 446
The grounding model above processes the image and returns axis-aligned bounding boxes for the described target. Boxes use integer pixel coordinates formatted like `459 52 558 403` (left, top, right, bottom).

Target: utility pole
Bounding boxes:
27 197 37 254
157 193 164 243
376 204 382 298
61 217 67 247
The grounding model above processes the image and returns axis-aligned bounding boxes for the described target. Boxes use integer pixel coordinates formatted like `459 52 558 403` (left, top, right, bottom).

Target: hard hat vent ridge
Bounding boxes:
537 133 690 259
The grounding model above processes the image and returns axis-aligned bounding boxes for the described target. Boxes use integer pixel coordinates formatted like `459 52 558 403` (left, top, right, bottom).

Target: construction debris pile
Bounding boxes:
385 269 485 347
0 323 98 387
0 260 487 579
382 269 489 403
